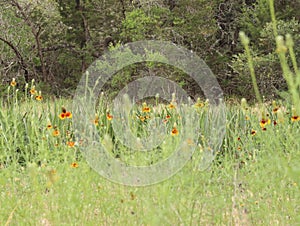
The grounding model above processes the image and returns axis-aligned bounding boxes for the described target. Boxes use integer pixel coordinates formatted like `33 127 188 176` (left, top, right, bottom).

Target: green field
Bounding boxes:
1 1 300 224
0 80 299 225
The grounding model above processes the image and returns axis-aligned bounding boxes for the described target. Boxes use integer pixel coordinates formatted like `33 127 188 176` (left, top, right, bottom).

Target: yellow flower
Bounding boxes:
291 115 300 122
35 91 43 101
142 102 151 113
10 78 17 87
259 118 271 128
168 103 176 109
47 124 52 129
106 112 113 121
71 162 78 168
171 126 179 136
52 129 60 137
29 86 36 95
94 115 99 125
251 129 256 136
194 98 204 108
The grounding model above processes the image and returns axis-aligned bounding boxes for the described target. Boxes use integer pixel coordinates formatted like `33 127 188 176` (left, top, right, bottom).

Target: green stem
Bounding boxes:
268 0 278 38
239 32 262 104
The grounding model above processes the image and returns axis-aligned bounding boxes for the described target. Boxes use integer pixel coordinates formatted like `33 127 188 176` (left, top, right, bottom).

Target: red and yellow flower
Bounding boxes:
10 78 17 87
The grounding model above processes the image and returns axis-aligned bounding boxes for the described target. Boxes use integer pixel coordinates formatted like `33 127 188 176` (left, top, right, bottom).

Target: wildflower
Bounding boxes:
94 115 99 125
139 116 145 122
142 102 151 113
262 127 267 131
272 101 280 113
194 98 204 108
237 137 241 141
171 126 179 136
10 78 17 87
291 115 300 122
245 115 250 120
166 115 171 119
59 112 66 119
273 120 277 126
168 103 176 109
47 124 52 129
251 129 256 136
52 129 60 137
67 141 75 147
194 102 204 108
260 118 271 128
35 91 43 101
65 111 72 118
29 86 36 95
59 107 72 119
272 107 279 113
71 162 78 168
106 112 113 121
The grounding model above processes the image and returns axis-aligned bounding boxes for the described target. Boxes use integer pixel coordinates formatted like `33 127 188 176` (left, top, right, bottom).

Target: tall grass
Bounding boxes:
1 1 300 224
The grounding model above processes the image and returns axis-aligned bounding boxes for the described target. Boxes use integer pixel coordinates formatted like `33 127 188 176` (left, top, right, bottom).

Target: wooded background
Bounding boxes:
1 0 300 100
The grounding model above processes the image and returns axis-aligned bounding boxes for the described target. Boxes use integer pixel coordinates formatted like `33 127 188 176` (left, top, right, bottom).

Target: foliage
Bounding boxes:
0 0 300 99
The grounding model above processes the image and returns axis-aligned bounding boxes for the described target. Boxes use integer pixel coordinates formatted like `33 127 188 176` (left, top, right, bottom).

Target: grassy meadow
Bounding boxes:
1 11 300 223
0 75 299 225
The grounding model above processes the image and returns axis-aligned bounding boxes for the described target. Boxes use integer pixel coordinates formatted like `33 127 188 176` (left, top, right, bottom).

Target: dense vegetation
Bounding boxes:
1 0 300 99
1 1 300 225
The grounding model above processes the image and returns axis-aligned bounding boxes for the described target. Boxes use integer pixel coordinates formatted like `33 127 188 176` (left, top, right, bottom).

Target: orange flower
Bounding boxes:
10 78 17 87
29 86 36 95
71 162 78 168
59 107 72 119
67 141 75 147
171 127 179 136
52 129 60 137
106 113 113 121
166 115 171 119
65 111 72 118
35 95 43 101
